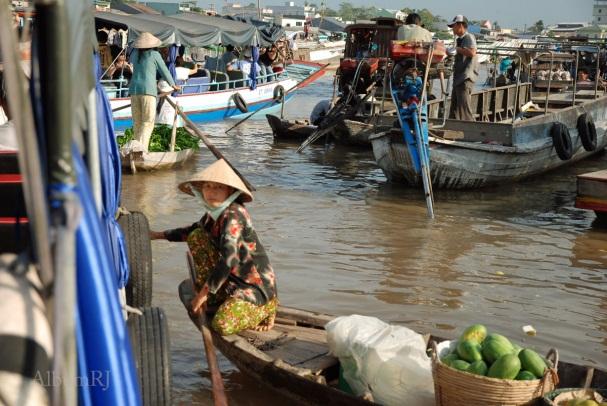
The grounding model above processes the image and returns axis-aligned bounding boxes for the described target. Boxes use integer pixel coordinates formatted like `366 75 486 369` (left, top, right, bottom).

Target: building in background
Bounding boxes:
593 0 607 25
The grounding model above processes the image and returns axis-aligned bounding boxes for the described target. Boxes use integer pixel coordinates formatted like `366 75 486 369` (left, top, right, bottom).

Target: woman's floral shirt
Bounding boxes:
164 203 277 306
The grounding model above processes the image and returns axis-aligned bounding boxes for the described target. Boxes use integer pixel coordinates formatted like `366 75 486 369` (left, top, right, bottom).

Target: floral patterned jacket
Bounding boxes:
164 203 277 306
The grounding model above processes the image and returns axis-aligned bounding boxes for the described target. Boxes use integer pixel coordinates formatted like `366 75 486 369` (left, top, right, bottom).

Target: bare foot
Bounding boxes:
253 313 276 332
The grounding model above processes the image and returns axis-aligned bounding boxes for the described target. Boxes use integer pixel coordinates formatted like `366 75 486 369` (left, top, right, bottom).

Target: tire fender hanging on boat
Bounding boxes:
127 307 172 406
551 122 573 160
273 85 285 102
232 92 248 113
576 113 598 152
118 211 153 308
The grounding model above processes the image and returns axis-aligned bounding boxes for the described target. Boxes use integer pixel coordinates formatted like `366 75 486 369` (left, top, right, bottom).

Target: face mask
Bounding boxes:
191 184 241 221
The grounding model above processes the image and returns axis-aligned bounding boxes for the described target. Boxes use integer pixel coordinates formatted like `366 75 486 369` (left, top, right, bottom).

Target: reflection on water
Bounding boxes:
120 74 607 405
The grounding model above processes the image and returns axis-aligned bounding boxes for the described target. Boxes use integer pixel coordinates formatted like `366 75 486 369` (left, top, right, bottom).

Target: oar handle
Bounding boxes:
162 95 256 192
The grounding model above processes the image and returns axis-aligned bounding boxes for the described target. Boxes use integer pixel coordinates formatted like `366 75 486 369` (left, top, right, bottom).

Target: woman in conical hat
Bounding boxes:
128 32 181 152
151 159 278 334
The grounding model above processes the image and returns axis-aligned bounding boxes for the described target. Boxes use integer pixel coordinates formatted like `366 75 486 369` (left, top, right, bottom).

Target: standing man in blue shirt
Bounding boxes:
448 15 479 121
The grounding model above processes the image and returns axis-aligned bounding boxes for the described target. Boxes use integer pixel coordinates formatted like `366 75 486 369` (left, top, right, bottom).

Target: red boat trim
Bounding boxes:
575 196 607 213
0 174 22 183
0 217 29 224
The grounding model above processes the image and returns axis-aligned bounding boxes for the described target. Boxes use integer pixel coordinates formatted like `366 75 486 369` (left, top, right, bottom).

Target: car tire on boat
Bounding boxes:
118 211 153 308
232 92 248 113
577 113 598 152
550 122 573 160
128 307 172 406
273 85 285 102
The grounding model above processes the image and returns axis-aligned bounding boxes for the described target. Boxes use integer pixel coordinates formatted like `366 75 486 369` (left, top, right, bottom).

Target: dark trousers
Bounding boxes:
450 80 475 121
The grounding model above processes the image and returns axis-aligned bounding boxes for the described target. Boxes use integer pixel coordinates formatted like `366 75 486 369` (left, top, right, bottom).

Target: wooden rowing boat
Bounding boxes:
266 114 392 147
120 148 195 173
182 303 607 405
266 114 317 142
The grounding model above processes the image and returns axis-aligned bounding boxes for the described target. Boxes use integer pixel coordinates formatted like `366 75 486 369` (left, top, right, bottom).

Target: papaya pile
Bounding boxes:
439 324 550 380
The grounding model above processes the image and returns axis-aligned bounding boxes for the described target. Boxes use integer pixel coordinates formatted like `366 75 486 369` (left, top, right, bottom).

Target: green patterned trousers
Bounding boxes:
182 228 277 335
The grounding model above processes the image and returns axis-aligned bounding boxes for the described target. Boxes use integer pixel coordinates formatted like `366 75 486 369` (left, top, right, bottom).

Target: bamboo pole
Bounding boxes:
162 96 256 192
186 252 228 406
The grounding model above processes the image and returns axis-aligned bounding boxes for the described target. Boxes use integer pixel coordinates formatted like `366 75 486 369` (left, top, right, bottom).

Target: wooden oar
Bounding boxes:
186 251 229 406
162 96 256 192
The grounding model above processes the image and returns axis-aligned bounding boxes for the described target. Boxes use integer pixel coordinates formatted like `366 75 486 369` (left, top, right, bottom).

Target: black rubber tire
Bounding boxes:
118 211 153 308
550 122 573 160
577 113 598 152
232 92 248 113
128 307 172 406
273 85 285 102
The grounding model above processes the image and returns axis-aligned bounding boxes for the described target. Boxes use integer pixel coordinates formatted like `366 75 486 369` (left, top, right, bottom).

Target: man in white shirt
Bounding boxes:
397 13 433 42
175 56 200 81
228 47 261 77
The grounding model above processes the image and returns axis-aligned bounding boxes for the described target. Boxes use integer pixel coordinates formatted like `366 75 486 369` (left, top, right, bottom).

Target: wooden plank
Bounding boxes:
274 323 329 345
298 353 339 373
427 119 513 145
278 307 335 327
265 338 331 369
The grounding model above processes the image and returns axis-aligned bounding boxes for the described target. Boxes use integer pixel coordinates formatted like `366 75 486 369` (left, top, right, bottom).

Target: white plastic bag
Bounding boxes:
326 315 435 406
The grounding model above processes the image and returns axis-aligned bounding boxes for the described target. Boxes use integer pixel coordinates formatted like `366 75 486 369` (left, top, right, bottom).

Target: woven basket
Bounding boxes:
431 341 559 406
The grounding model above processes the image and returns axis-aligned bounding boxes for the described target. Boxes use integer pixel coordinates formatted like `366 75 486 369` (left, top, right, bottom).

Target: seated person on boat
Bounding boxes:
107 52 133 81
227 47 261 77
150 159 278 335
175 55 203 80
397 13 433 42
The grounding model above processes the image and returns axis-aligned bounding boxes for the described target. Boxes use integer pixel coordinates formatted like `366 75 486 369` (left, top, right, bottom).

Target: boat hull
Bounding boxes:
120 148 195 172
371 102 607 189
182 304 606 405
110 62 325 131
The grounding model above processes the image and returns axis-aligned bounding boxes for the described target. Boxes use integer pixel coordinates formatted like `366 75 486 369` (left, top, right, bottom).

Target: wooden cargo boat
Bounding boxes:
371 81 607 189
184 305 607 405
575 169 607 220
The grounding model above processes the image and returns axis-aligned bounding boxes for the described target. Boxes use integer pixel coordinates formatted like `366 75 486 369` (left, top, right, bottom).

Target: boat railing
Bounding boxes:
428 82 533 124
101 69 288 99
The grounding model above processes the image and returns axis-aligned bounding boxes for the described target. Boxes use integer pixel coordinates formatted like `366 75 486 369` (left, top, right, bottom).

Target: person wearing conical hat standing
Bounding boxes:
128 32 180 151
151 159 278 335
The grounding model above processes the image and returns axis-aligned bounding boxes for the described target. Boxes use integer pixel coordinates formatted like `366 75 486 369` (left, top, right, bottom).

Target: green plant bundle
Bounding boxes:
117 125 200 152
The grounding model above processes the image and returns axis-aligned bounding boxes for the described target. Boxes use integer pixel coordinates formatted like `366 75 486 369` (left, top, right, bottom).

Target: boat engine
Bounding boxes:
338 57 380 94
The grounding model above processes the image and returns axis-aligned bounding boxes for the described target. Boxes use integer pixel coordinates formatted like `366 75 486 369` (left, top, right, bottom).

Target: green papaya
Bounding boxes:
515 370 537 380
440 353 460 367
487 354 521 380
482 334 514 364
460 324 488 344
518 349 547 378
467 360 488 376
450 360 470 371
457 340 483 362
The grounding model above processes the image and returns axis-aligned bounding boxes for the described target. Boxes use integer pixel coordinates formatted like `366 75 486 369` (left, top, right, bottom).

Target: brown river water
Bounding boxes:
121 73 607 405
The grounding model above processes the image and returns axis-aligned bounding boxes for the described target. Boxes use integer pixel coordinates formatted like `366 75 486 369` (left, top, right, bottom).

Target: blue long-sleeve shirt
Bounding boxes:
128 49 175 96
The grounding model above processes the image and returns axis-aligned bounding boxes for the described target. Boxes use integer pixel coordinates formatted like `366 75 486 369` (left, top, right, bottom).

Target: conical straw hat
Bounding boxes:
178 159 253 202
132 32 162 49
